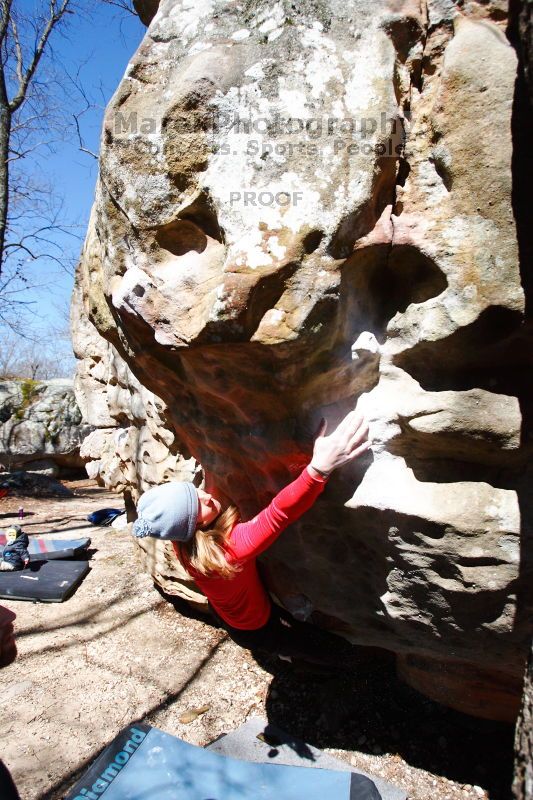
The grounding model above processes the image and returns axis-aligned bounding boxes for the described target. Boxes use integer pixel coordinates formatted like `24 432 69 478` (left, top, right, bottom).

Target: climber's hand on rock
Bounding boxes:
311 406 370 476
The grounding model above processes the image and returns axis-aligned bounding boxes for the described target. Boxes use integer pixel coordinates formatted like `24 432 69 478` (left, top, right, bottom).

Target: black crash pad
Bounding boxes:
0 559 90 602
64 723 382 800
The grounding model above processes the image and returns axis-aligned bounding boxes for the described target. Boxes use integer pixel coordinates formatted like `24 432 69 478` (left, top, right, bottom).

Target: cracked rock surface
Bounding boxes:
73 0 533 721
0 380 91 476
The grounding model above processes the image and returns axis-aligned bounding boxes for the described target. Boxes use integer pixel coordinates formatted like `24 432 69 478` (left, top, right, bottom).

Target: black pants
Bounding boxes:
209 603 350 667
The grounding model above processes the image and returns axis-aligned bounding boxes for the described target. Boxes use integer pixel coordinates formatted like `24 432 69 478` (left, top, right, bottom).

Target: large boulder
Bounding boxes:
72 0 533 721
0 380 92 477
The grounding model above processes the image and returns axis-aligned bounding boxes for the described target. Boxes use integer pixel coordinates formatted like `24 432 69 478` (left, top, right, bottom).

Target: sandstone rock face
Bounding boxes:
513 638 533 800
73 0 533 720
72 280 197 495
72 281 207 605
0 380 91 477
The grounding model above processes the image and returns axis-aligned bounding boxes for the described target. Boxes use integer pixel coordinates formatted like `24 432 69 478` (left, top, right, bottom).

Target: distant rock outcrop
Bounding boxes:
0 470 74 497
0 380 92 477
72 0 533 722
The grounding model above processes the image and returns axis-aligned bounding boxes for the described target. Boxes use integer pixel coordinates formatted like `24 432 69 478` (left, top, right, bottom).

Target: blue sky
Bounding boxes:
5 2 145 361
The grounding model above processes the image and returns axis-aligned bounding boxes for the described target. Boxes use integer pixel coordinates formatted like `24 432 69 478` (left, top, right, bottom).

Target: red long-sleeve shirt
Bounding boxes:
173 464 329 630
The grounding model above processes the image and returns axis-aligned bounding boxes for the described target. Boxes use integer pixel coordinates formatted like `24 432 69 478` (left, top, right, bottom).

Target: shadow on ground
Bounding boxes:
161 593 515 800
29 585 514 800
264 649 514 799
36 633 228 800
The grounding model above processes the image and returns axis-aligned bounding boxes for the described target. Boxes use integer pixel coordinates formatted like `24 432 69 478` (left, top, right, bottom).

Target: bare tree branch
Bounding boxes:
9 12 24 92
6 141 48 162
9 0 72 113
102 0 136 16
72 110 97 159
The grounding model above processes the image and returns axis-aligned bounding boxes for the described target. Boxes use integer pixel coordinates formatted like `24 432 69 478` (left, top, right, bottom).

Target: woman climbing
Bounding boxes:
132 405 370 664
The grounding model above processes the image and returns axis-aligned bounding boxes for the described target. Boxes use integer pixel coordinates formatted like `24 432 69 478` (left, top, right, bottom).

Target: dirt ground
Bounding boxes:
0 481 517 800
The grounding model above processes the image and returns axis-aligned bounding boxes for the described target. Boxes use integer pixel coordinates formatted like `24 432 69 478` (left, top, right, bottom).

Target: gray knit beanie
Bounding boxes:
131 481 199 542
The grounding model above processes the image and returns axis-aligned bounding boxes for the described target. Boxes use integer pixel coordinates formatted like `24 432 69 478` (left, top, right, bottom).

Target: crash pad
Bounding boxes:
0 560 90 602
64 723 382 800
208 717 406 800
0 534 91 560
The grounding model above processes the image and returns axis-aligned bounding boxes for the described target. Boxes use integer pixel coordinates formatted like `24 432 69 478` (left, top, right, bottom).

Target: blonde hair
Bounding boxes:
178 503 241 578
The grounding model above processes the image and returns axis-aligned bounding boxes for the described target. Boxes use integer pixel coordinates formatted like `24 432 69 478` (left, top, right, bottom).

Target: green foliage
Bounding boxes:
13 379 40 420
21 379 39 404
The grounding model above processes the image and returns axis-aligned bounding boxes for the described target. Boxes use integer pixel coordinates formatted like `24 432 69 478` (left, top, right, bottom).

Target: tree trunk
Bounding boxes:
0 90 10 276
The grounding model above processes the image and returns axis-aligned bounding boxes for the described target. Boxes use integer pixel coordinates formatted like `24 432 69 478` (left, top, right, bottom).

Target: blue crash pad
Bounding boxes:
64 723 381 800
